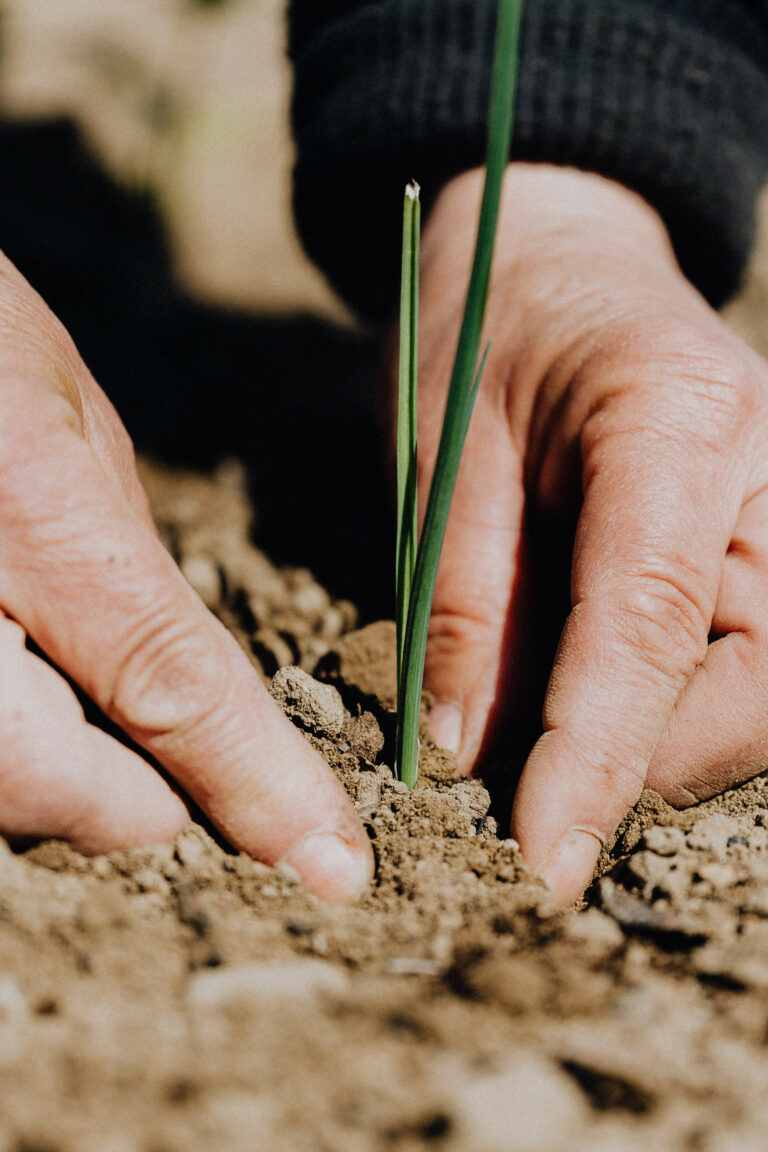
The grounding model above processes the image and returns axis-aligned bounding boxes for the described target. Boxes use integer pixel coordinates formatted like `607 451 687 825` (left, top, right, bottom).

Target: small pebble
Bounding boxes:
291 582 330 621
385 958 442 976
696 861 741 890
628 850 691 903
321 605 346 638
748 827 768 852
693 943 768 991
686 814 742 856
642 825 685 857
188 961 349 1009
273 861 301 886
740 887 768 917
439 1053 587 1152
0 978 26 1024
563 907 624 952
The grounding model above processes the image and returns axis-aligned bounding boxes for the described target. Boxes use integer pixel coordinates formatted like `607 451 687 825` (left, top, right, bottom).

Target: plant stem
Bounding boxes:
396 181 421 697
396 0 523 789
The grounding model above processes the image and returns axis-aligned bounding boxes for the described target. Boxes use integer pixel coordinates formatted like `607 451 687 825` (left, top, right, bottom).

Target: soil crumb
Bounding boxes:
3 460 768 1152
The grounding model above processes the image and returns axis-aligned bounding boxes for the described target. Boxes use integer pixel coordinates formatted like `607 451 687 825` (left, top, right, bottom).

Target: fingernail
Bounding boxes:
428 701 463 754
278 831 373 905
537 826 604 907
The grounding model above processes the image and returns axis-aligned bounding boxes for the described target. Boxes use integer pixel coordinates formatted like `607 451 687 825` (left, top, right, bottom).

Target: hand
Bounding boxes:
0 253 372 902
414 162 768 904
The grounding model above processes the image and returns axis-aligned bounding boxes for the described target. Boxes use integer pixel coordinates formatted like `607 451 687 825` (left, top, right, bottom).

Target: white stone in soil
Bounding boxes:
0 977 26 1024
686 814 743 856
435 1052 587 1152
740 887 768 916
642 825 686 856
188 960 349 1010
563 907 624 952
0 977 28 1069
180 553 222 607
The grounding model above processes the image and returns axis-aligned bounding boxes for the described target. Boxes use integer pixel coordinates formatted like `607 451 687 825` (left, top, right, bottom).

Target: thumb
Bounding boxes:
421 397 526 771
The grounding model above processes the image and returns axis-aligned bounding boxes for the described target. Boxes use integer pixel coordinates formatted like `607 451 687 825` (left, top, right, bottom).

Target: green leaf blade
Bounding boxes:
396 0 523 789
396 181 421 696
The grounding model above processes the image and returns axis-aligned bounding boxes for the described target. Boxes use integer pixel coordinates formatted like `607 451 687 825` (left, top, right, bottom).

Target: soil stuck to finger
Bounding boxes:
3 459 768 1152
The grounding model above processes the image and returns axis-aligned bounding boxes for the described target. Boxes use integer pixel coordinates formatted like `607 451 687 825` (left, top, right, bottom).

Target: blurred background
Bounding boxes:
0 0 766 619
0 0 388 616
0 0 344 316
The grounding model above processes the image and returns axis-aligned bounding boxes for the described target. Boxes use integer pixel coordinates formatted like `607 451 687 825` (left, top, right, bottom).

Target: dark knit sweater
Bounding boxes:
289 0 768 322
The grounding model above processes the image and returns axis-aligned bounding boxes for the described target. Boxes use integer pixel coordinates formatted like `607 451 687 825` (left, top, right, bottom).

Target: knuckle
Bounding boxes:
673 345 756 444
581 335 756 465
617 574 709 681
656 777 705 809
427 602 496 663
561 728 647 809
107 599 231 743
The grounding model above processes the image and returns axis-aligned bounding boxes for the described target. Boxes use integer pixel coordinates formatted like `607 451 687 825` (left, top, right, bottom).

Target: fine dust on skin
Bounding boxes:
2 461 768 1152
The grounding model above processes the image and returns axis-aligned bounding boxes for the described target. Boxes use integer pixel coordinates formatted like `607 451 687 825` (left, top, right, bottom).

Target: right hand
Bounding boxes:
0 252 372 903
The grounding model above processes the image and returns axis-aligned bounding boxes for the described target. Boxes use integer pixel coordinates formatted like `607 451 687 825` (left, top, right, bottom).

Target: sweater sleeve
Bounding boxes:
289 0 768 322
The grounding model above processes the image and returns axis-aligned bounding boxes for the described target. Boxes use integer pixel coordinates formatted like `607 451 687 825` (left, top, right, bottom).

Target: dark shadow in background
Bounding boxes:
0 118 391 621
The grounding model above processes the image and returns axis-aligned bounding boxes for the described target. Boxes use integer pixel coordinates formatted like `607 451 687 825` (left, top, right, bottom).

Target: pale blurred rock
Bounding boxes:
686 815 742 857
290 581 330 623
642 825 686 857
697 862 744 890
563 907 624 954
438 1053 587 1152
180 554 222 608
628 850 692 903
740 887 768 917
0 978 26 1025
188 961 349 1010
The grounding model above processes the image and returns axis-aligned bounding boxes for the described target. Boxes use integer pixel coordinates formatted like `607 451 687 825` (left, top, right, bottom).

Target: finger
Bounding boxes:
78 373 158 531
512 384 746 905
0 615 189 852
0 253 155 531
420 386 529 772
647 490 768 801
0 390 373 902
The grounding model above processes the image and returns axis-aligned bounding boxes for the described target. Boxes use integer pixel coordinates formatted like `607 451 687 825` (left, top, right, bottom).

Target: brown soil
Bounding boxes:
2 4 768 1148
1 459 768 1152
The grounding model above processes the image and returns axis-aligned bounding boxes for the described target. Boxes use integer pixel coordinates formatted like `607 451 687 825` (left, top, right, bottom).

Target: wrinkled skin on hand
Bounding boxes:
0 253 372 903
413 163 768 904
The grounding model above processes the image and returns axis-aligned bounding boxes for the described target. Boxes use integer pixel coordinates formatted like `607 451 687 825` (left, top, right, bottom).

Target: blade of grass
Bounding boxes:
396 181 421 694
396 0 523 789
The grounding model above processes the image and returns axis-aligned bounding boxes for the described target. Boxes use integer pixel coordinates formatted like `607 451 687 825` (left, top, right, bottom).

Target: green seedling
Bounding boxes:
395 0 523 789
395 179 420 703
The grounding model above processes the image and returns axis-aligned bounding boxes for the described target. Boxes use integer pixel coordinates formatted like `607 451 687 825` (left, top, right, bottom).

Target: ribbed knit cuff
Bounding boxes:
291 0 768 321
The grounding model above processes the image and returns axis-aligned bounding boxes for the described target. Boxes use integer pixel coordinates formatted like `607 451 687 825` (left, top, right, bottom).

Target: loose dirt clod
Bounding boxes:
270 665 346 734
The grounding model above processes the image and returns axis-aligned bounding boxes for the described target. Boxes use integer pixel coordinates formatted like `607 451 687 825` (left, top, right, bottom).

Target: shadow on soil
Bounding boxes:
0 118 390 621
